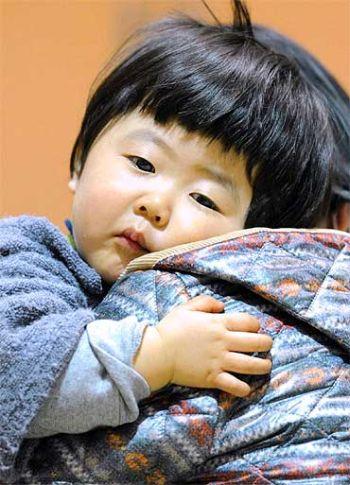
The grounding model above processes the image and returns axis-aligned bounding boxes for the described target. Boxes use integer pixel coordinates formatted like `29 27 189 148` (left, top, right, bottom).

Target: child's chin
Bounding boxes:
99 264 123 284
89 252 125 284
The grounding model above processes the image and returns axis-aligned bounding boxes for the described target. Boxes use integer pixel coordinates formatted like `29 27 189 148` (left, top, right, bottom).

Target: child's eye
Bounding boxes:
190 193 220 212
127 155 155 173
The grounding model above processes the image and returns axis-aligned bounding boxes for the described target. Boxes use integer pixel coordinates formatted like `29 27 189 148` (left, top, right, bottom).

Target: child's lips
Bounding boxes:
117 235 145 253
115 229 149 253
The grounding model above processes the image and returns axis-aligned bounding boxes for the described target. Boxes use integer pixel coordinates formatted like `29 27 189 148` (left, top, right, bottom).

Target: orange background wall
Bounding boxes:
1 0 349 233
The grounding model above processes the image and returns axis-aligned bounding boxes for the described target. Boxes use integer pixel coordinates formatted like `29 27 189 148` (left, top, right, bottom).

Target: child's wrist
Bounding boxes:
133 326 172 392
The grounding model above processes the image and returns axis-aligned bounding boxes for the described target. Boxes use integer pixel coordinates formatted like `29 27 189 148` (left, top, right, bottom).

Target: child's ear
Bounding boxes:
329 202 350 232
68 173 79 194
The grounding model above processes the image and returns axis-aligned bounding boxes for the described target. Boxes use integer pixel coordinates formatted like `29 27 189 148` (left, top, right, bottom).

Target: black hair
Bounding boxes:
70 0 336 228
252 24 350 214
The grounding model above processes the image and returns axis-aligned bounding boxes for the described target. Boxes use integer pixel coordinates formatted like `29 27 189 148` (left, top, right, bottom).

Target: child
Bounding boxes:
1 1 348 483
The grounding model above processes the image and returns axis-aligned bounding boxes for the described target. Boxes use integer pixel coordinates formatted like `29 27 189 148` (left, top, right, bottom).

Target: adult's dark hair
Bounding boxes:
70 0 335 228
252 24 350 215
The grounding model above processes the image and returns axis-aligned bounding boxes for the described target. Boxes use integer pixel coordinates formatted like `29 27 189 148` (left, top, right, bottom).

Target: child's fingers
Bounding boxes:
226 331 273 353
182 295 225 313
217 312 261 333
224 352 272 375
215 372 251 397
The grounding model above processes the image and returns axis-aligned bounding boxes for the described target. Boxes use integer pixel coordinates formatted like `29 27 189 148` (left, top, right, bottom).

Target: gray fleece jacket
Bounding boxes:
0 215 151 482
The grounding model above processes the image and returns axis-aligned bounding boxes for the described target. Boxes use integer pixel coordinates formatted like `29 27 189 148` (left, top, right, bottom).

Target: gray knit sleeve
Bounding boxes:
26 317 151 438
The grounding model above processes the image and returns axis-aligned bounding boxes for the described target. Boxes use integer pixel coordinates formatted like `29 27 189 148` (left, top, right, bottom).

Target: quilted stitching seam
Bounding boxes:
306 245 350 315
154 270 160 323
288 366 350 448
201 452 277 485
258 365 348 460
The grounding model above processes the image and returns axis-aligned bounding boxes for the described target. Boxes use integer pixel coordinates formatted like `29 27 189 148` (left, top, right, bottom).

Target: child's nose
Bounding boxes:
134 195 170 228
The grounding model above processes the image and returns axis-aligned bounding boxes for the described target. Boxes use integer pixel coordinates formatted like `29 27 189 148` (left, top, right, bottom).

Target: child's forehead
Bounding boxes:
108 109 239 168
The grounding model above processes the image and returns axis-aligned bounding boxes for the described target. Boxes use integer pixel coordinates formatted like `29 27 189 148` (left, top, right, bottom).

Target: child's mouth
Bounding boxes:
116 235 149 254
117 228 149 253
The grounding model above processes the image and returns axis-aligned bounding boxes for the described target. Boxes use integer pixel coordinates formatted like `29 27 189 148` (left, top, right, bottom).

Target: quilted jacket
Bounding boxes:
17 228 350 484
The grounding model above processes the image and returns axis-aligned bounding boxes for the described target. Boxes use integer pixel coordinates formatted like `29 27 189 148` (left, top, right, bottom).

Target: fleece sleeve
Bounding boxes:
26 317 151 438
0 215 104 481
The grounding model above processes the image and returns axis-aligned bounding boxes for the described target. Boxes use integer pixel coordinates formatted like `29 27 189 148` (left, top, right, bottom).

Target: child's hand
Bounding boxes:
133 295 272 397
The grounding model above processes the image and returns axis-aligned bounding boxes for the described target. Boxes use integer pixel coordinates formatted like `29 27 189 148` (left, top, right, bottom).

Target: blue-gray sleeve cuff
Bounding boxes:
86 317 152 412
26 317 151 438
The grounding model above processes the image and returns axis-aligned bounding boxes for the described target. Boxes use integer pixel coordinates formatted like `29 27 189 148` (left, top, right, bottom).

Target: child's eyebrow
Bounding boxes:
193 165 238 200
123 129 175 157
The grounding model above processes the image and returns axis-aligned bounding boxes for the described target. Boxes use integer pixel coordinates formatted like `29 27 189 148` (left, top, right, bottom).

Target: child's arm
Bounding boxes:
26 315 151 438
27 296 271 438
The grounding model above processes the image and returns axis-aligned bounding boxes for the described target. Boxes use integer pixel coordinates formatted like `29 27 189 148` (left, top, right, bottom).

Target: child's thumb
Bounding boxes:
183 295 225 313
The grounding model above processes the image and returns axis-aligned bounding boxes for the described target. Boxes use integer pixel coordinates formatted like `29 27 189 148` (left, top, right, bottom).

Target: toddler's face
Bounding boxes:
68 110 252 282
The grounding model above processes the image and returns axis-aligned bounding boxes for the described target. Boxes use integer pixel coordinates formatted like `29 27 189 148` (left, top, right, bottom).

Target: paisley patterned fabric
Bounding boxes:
17 229 350 484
